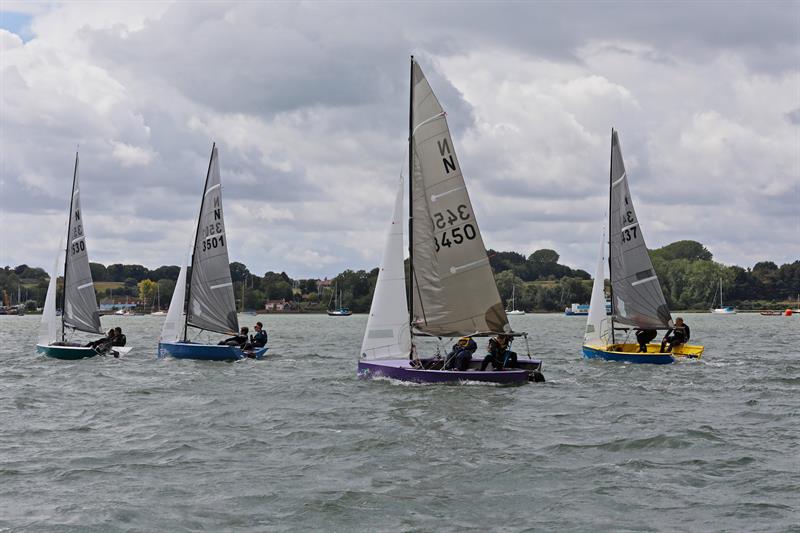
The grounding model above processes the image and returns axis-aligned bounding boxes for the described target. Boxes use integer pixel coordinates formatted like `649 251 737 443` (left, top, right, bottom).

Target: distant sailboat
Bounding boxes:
327 283 352 316
358 57 544 384
505 285 525 315
150 284 167 315
36 152 132 359
710 278 736 314
582 130 703 364
157 144 268 360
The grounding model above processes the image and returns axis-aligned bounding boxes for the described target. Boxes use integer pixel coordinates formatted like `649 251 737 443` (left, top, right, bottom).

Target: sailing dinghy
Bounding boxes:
582 130 703 363
357 58 544 385
36 152 132 359
506 285 525 315
710 278 736 314
157 144 268 361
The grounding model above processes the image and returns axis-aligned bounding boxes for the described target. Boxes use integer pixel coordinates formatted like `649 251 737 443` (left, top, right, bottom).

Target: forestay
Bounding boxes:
361 177 411 359
410 60 509 337
63 154 102 335
160 249 188 343
38 244 61 345
608 130 672 329
584 228 610 346
186 145 239 335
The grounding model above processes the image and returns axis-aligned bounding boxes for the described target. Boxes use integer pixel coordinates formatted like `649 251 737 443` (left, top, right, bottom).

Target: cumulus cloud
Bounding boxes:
0 1 797 278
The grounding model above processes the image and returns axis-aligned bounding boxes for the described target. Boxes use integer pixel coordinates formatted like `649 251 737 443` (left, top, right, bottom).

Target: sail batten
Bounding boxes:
608 130 672 330
186 145 239 336
409 59 510 338
62 153 102 335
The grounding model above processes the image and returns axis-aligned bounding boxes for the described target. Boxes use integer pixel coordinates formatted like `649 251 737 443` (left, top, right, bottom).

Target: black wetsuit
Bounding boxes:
660 324 690 352
219 334 247 348
480 338 518 371
636 329 658 352
250 330 268 348
111 334 127 347
444 339 478 371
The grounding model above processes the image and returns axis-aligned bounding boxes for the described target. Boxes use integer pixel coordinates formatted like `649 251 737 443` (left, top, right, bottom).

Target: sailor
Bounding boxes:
635 329 658 353
480 334 518 371
660 317 690 353
219 327 248 348
249 322 268 348
444 337 478 371
86 329 114 349
111 327 127 347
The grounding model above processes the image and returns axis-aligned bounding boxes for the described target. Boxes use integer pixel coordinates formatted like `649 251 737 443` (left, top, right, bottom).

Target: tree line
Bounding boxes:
1 241 797 313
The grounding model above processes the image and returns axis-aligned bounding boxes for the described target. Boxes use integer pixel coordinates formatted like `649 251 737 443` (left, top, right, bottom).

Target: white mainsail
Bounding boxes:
409 59 509 337
38 245 61 345
62 153 102 335
186 144 239 335
360 177 411 359
584 228 610 347
160 250 188 343
608 130 672 330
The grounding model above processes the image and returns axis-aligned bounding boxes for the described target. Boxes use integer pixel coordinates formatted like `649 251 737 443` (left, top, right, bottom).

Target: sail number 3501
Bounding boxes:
202 235 225 251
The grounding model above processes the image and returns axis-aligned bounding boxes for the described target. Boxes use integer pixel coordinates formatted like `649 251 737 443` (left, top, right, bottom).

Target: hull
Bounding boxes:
327 310 352 316
582 343 704 364
711 307 736 314
37 343 98 360
506 310 526 315
357 357 544 385
564 310 589 316
36 343 132 359
157 341 268 361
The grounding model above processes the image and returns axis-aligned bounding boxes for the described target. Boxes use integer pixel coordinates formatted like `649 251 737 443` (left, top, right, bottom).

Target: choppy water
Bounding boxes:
1 313 798 532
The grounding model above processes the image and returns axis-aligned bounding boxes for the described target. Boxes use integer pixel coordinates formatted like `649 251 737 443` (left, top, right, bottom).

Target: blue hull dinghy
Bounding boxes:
157 144 268 361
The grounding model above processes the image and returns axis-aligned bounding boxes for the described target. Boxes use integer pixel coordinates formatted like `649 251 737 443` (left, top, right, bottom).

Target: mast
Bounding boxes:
62 151 79 341
183 142 216 342
608 129 615 345
407 55 415 357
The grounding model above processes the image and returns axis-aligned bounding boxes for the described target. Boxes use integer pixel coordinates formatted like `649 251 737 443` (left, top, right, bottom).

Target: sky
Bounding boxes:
1 1 798 279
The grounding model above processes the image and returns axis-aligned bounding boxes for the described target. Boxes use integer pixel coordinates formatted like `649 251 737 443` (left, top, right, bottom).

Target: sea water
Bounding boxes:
1 313 798 531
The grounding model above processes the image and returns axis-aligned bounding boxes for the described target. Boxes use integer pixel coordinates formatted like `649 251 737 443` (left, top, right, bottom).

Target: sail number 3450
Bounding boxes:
432 204 475 252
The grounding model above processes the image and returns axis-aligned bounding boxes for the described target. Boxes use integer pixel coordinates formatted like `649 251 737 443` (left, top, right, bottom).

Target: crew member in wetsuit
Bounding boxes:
246 322 268 349
219 327 248 348
660 317 690 353
480 334 518 371
444 337 478 371
635 329 658 353
86 329 114 349
111 327 126 347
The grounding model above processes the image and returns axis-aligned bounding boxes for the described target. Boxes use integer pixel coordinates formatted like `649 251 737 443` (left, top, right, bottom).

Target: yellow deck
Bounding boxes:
604 343 704 359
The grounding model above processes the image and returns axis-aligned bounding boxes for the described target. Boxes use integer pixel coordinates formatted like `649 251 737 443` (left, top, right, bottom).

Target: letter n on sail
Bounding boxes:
438 138 456 173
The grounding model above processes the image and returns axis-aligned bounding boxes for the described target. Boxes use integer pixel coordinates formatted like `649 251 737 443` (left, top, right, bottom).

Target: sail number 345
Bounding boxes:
432 204 476 252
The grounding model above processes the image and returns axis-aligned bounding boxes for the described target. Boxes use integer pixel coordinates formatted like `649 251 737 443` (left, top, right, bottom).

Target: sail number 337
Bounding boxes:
432 204 476 252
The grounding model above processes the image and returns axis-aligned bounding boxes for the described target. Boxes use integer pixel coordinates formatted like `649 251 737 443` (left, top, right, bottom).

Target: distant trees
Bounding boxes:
651 240 712 262
138 280 158 307
2 241 797 312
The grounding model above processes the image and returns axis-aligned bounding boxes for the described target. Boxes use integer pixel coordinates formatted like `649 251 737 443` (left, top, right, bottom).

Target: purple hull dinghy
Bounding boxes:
358 357 543 385
357 58 545 386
